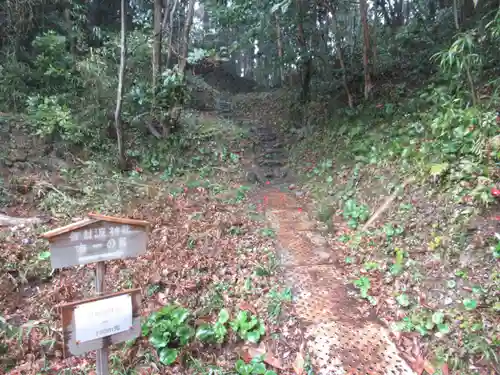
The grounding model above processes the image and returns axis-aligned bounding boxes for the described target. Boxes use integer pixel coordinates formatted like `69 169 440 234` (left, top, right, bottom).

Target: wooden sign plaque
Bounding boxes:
60 289 142 357
41 213 150 269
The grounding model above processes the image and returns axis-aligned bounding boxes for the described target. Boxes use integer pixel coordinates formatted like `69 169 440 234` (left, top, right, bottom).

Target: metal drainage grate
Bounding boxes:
264 199 414 375
306 321 415 375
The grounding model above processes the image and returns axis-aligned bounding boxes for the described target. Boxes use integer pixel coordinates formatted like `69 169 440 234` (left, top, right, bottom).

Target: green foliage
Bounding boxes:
396 294 410 307
235 356 277 375
142 305 195 365
0 55 31 112
463 298 478 311
342 199 370 229
352 277 370 299
383 223 404 242
230 311 266 344
389 248 406 276
195 309 230 344
128 69 188 123
394 310 450 337
267 287 292 322
31 31 76 95
26 95 82 142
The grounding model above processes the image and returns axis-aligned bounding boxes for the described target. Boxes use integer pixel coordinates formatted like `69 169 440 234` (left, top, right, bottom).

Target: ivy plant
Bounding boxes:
230 310 266 343
142 304 195 365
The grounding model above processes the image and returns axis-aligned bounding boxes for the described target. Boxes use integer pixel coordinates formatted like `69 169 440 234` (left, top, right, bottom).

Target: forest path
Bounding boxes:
242 120 415 375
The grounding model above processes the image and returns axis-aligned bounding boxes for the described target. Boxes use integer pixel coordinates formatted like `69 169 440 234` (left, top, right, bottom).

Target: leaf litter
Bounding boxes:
0 120 301 374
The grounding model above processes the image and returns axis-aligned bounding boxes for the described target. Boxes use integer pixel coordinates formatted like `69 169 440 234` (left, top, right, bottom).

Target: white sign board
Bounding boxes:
74 294 133 343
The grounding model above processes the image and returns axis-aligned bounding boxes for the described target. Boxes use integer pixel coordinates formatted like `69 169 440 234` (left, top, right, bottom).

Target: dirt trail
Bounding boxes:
247 122 415 375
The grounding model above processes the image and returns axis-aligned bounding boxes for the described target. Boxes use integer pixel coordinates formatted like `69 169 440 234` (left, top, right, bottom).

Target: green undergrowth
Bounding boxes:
289 80 500 372
28 114 249 217
1 111 298 374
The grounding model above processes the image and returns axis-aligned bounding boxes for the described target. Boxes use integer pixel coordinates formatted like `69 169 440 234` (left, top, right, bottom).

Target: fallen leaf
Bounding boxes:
195 316 212 325
441 363 449 375
411 356 425 375
241 343 285 370
239 302 257 314
293 352 305 375
423 360 436 374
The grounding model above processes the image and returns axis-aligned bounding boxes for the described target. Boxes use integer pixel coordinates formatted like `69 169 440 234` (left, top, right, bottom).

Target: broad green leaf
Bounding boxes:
214 323 227 343
159 348 178 365
252 362 266 374
195 324 214 341
235 359 251 375
437 323 450 334
463 298 477 310
432 312 444 325
429 163 449 176
176 325 194 345
246 329 261 343
472 286 483 294
396 294 410 307
38 251 51 260
415 325 428 336
149 335 167 349
171 307 189 324
218 308 230 324
424 319 435 330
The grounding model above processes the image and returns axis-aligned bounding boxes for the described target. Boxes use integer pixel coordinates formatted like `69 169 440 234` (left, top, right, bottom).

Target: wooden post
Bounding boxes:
41 214 150 372
95 262 109 375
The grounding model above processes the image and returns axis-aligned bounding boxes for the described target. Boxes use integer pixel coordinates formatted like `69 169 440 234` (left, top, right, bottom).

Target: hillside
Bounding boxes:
0 1 499 375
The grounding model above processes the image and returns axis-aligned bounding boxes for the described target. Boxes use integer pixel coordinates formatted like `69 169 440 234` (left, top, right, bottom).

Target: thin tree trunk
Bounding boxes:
330 8 353 108
64 5 75 57
114 0 127 170
453 0 460 29
166 0 179 68
359 0 372 99
295 0 312 104
466 63 477 106
275 14 284 84
178 0 196 74
152 0 163 115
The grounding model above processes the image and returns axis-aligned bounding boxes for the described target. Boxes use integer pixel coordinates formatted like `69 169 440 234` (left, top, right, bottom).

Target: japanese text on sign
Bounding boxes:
74 294 132 343
70 225 132 263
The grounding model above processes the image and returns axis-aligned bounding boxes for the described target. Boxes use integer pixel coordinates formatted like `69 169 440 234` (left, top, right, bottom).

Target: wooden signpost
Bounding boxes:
42 213 150 375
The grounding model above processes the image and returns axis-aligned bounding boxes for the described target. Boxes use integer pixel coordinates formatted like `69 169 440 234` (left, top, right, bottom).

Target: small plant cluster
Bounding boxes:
352 276 376 305
342 199 370 229
235 356 277 375
143 304 266 365
394 310 451 337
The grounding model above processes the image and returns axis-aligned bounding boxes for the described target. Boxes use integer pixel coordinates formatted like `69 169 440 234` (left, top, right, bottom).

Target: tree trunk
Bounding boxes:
275 14 284 85
152 0 163 114
453 0 460 29
178 0 196 74
330 6 354 108
295 0 312 104
359 0 372 99
166 0 179 68
64 4 75 57
114 0 127 170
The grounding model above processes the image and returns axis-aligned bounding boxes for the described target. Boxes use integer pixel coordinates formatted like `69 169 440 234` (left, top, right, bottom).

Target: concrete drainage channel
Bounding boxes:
246 122 415 375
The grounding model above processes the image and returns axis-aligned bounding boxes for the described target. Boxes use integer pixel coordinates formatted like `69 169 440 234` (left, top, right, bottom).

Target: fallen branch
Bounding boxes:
361 176 416 231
